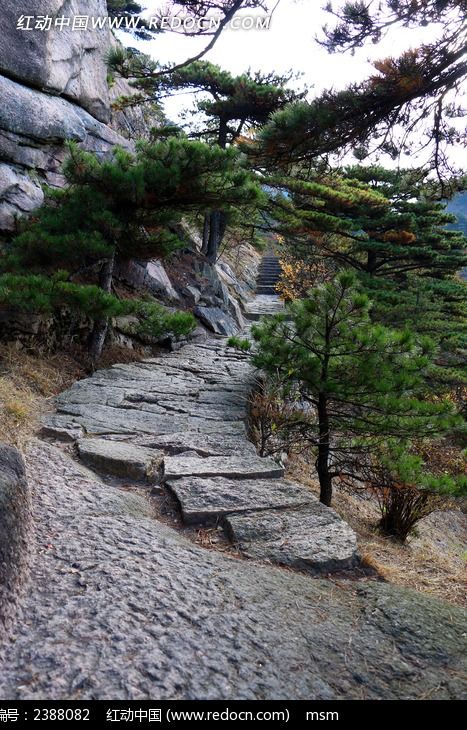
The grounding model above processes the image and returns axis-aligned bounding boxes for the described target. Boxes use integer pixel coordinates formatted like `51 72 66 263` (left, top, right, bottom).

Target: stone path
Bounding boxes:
0 439 466 700
244 294 286 320
1 295 465 699
41 331 357 573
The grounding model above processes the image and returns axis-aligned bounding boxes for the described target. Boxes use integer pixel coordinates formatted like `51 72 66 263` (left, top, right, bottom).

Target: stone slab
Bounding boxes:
164 455 284 481
77 438 164 482
166 476 310 525
135 432 257 458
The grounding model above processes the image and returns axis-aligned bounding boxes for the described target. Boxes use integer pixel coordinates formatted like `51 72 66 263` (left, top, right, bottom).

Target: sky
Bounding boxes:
115 0 466 168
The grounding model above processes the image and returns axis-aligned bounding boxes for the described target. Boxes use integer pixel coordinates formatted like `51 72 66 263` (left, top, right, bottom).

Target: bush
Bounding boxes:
369 448 466 542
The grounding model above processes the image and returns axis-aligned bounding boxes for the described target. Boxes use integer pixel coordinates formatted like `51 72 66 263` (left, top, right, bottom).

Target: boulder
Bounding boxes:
194 306 240 336
0 1 111 122
116 259 179 301
0 163 44 231
77 438 164 482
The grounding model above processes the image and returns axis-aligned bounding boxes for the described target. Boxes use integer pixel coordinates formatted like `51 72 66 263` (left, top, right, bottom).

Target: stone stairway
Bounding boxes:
255 253 282 295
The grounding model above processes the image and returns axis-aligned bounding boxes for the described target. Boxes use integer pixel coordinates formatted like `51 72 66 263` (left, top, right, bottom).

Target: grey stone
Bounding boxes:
116 259 179 301
182 285 202 304
135 432 257 458
166 476 310 525
194 306 240 336
0 163 44 230
0 1 111 122
77 438 164 482
0 76 117 148
40 415 84 443
244 295 286 321
164 455 284 482
1 441 466 699
224 503 359 573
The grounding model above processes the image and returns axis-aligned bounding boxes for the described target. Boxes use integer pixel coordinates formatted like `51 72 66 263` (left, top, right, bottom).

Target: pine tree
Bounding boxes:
266 165 467 372
1 139 262 363
112 58 306 261
250 272 458 506
257 2 467 181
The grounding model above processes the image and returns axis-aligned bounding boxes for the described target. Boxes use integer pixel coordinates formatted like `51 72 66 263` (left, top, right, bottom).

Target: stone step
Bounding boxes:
166 475 311 525
163 454 284 482
77 438 164 482
223 503 360 573
257 286 278 294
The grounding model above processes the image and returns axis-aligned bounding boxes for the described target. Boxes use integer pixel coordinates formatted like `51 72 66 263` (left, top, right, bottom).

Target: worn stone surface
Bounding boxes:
77 439 163 482
224 503 359 573
0 444 30 634
166 476 311 525
135 432 257 458
244 294 286 321
164 455 284 482
47 334 358 578
40 415 84 443
0 441 465 699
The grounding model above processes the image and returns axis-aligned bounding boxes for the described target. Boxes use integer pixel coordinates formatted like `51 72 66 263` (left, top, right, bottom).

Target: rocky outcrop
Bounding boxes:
0 2 135 232
0 444 30 635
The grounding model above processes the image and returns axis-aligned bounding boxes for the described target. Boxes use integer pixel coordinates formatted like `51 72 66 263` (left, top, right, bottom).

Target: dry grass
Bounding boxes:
0 343 86 447
287 453 467 607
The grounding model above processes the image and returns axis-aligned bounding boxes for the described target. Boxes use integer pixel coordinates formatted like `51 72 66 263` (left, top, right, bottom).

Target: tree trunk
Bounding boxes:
367 250 377 274
316 392 332 506
201 212 210 255
90 252 115 368
204 119 229 262
206 210 227 263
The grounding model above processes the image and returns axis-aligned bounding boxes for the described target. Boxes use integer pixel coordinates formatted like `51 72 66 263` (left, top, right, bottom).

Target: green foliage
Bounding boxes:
258 2 467 178
227 336 251 351
134 302 196 339
1 139 259 356
368 442 467 541
0 273 130 318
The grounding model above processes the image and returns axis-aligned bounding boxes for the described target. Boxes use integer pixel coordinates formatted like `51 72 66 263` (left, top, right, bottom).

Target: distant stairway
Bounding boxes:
256 253 282 295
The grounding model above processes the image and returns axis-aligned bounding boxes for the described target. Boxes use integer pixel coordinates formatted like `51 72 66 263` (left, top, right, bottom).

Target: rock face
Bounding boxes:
1 1 111 122
0 2 135 233
0 443 30 633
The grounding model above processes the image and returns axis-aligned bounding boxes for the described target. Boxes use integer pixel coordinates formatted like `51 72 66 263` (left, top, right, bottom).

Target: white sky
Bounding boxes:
115 0 467 168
